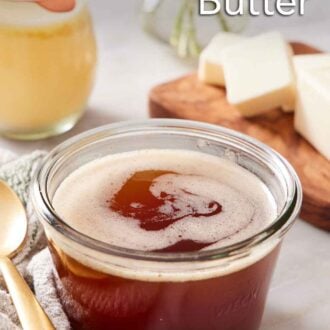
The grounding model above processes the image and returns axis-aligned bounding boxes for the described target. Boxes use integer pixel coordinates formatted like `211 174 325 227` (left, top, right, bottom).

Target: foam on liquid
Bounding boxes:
53 149 277 253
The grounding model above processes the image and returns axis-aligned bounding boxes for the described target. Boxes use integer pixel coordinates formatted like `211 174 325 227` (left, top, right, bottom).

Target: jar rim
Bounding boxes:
31 119 302 262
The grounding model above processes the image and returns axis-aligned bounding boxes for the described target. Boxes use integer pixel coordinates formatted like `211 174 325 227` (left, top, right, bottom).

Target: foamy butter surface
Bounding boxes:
0 0 86 27
53 149 277 252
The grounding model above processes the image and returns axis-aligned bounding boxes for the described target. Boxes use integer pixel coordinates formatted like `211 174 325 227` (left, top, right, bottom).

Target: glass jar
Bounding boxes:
31 119 302 330
0 0 97 140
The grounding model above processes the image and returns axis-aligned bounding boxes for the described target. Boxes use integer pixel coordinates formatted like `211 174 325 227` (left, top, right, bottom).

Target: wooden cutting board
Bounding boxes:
149 42 330 231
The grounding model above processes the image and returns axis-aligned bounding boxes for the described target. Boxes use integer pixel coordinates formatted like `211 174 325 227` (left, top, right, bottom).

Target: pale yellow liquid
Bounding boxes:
0 1 97 139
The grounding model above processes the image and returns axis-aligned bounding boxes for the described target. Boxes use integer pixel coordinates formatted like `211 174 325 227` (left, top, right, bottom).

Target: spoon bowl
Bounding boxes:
0 181 27 257
0 180 54 330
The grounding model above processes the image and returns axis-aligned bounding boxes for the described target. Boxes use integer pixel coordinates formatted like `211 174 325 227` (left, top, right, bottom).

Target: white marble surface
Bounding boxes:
0 0 329 329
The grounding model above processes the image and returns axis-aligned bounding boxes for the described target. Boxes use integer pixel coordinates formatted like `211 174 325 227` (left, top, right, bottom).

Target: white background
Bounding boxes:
0 1 329 329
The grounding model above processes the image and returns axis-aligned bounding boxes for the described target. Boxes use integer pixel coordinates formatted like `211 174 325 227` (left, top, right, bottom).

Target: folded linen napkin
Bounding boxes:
0 149 70 330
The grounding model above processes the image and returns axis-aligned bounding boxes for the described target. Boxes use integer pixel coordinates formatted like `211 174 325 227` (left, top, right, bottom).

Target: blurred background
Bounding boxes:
88 0 330 119
2 0 330 152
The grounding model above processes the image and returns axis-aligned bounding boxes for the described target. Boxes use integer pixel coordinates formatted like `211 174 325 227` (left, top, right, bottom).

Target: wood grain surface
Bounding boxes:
149 42 330 231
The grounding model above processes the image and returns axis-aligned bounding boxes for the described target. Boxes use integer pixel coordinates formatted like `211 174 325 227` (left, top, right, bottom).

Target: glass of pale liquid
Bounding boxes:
0 0 97 140
32 120 302 330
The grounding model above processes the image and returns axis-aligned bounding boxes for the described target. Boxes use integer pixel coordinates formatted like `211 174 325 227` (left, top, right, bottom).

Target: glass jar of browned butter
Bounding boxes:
32 120 302 330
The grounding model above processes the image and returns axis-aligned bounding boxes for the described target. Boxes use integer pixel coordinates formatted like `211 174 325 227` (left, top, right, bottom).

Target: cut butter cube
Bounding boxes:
284 54 330 113
294 67 330 159
294 54 330 72
283 54 330 112
222 32 296 117
198 32 246 86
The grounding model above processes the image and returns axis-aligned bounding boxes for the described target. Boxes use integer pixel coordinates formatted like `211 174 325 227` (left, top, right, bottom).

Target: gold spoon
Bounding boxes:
0 180 54 330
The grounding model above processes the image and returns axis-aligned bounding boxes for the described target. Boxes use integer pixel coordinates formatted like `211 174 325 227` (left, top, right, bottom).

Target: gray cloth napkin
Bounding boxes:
0 149 70 330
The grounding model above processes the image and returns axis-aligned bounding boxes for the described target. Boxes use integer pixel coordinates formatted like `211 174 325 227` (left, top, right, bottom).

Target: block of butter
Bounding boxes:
294 54 330 71
282 54 330 112
198 32 246 86
222 31 296 117
294 66 330 160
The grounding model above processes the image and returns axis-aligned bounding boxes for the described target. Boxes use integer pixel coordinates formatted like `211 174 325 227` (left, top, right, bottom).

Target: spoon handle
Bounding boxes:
0 257 55 330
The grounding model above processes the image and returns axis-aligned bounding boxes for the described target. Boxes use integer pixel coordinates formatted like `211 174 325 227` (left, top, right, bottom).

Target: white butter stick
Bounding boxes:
289 54 330 115
222 31 296 117
294 54 330 71
198 32 246 86
294 65 330 160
